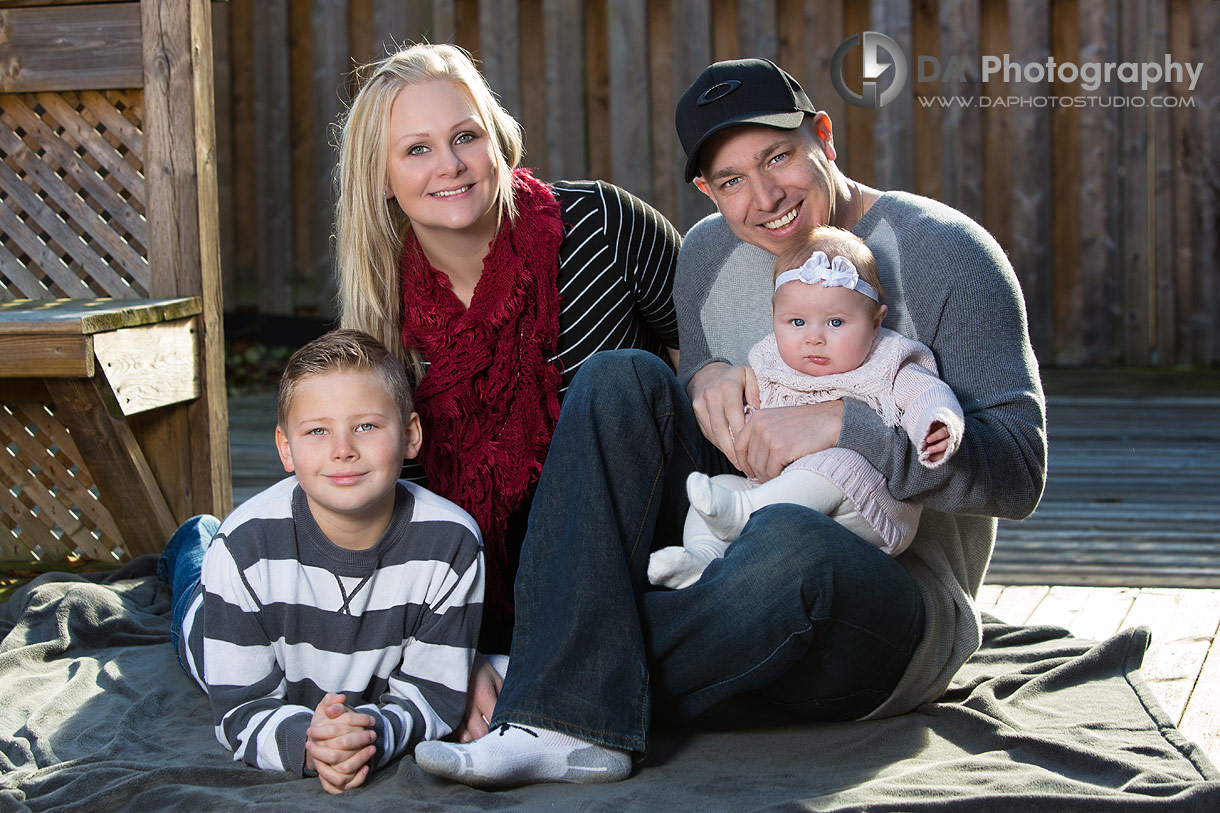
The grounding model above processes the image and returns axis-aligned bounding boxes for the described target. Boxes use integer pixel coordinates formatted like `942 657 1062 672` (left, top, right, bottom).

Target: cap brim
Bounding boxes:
683 110 808 182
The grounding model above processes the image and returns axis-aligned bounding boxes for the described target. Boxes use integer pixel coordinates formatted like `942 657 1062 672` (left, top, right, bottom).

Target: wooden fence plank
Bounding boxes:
870 0 914 193
250 0 294 315
979 1 1010 256
912 0 942 202
1119 0 1150 366
1077 0 1120 364
520 0 548 177
431 0 459 41
584 0 610 183
1008 0 1054 361
1169 0 1193 367
607 0 651 201
842 0 872 187
1150 0 1175 367
646 0 676 219
543 0 587 181
938 0 982 222
289 0 316 315
229 0 257 311
478 0 521 124
1191 0 1219 365
307 0 347 316
212 1 235 313
736 0 777 61
711 0 737 62
670 0 713 228
1051 0 1083 363
0 4 142 93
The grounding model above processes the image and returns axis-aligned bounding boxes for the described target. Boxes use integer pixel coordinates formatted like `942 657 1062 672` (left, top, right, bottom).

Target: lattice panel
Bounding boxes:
1 399 124 564
0 89 149 302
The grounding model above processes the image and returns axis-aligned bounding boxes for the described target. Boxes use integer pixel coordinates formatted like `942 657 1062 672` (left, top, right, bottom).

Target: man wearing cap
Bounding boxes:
414 59 1046 790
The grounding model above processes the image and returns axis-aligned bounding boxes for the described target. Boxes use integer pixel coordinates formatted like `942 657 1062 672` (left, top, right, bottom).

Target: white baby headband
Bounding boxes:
774 250 881 303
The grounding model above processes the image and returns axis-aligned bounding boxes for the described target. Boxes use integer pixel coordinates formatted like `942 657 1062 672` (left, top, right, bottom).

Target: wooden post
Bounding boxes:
141 0 233 522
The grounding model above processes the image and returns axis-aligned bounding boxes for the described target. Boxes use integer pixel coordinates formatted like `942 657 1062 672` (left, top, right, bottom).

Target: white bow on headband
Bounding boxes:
774 251 880 303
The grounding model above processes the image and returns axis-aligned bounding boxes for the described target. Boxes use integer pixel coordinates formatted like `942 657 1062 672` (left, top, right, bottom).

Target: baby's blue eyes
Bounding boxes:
791 318 805 327
829 318 843 328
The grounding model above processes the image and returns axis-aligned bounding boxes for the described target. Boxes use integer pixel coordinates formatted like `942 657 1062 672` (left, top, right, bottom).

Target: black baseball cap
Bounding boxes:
676 58 816 182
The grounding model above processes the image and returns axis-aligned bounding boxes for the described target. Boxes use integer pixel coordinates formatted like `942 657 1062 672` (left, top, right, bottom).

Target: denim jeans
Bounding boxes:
491 350 926 754
156 514 221 670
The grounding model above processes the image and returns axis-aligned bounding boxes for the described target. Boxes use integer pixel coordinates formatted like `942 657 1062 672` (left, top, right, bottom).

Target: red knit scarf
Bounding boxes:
400 169 563 631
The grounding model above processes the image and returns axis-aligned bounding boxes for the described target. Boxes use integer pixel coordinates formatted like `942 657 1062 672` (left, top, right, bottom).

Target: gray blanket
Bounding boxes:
2 557 1218 811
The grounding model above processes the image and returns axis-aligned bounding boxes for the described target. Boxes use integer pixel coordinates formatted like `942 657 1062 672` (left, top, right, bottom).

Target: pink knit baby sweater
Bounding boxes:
748 328 965 555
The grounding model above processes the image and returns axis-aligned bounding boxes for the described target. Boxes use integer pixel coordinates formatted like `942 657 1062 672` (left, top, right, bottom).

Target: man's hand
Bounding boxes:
453 652 503 743
732 401 844 482
305 692 377 794
688 362 760 469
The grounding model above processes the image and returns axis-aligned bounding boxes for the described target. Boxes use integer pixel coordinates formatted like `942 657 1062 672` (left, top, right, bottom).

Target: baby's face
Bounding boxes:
772 281 883 376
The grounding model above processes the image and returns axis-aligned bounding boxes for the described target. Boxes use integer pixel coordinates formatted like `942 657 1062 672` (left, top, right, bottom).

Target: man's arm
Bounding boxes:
840 222 1046 520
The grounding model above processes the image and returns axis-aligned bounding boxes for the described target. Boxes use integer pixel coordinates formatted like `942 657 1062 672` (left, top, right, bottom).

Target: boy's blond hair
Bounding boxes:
773 226 887 307
277 329 414 428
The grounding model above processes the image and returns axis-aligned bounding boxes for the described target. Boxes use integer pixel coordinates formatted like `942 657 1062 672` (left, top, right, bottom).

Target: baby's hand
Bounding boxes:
305 692 377 794
921 422 951 464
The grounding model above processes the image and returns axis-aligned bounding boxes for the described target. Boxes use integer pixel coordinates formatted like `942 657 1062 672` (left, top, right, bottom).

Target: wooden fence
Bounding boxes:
212 0 1218 367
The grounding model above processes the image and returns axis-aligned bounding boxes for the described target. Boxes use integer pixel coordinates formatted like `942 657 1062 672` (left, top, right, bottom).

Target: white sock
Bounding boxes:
414 722 631 789
686 472 754 541
648 505 730 589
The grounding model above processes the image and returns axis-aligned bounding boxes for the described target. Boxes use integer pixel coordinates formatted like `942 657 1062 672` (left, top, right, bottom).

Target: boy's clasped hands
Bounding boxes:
305 692 377 794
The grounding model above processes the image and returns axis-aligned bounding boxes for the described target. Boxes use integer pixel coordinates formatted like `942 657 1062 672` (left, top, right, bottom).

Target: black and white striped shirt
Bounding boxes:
550 179 680 393
181 478 483 775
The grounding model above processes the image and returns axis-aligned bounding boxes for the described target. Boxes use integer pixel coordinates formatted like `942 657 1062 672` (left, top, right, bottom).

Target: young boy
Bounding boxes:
157 329 484 794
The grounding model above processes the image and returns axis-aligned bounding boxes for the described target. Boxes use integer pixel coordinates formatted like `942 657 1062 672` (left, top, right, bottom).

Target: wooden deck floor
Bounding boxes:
227 375 1220 769
977 584 1220 768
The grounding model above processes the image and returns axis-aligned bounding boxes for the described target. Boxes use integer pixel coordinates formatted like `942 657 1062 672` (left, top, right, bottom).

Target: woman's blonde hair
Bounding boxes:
334 42 525 379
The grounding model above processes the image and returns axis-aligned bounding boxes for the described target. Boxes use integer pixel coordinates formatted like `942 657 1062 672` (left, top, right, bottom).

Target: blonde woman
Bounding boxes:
335 43 680 665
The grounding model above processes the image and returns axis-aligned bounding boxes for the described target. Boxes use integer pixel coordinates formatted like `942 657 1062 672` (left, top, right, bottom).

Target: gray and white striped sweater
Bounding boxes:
182 477 483 775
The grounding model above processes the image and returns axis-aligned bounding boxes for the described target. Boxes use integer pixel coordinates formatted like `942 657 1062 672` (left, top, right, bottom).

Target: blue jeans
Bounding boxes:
490 350 926 754
156 514 221 670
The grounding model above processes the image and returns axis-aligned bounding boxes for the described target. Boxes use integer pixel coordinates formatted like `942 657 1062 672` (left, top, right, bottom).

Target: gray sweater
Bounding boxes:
674 191 1047 716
